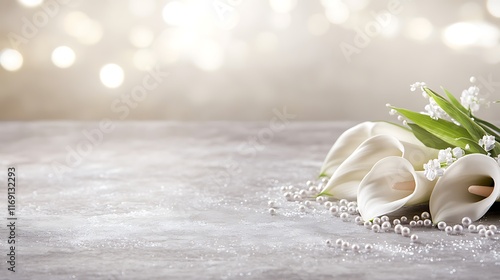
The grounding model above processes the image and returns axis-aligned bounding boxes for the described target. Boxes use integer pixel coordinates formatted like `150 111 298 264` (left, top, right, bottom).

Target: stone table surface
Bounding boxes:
0 121 499 280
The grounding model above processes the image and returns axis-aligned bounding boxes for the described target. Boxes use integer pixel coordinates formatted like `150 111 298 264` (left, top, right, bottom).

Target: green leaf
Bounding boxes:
391 106 478 151
442 87 467 113
455 137 487 154
424 87 487 140
407 123 452 150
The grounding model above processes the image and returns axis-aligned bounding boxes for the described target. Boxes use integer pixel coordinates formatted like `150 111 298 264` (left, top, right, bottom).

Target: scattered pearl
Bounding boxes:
424 219 432 227
342 241 350 251
268 208 276 215
268 200 276 208
489 225 497 232
401 227 411 237
453 224 463 235
445 226 453 235
485 230 495 238
400 216 408 223
413 215 420 221
316 196 325 204
372 224 381 233
461 217 472 227
308 186 317 192
365 244 373 252
304 200 311 207
284 192 293 201
470 76 477 83
409 221 417 227
335 239 343 247
354 216 363 225
479 228 486 237
372 217 381 225
321 177 328 184
381 221 391 231
325 239 332 247
280 186 287 192
381 216 389 222
416 220 424 227
306 180 313 187
421 212 430 219
477 225 486 231
340 212 349 221
364 221 373 229
393 219 401 226
299 205 306 212
339 206 348 213
299 189 307 197
468 225 477 232
324 201 333 209
394 224 403 234
352 244 360 252
329 206 338 215
288 185 295 191
294 194 303 201
410 234 418 242
339 199 348 206
437 221 447 230
347 202 357 208
348 207 357 215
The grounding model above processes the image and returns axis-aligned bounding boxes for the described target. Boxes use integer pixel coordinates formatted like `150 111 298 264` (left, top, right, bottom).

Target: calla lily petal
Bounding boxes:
319 122 422 177
429 154 500 223
320 135 438 201
358 156 437 221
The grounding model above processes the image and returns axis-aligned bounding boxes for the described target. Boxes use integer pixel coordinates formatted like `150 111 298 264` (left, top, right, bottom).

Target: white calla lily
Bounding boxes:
358 156 437 221
320 122 423 177
320 134 438 201
429 154 500 223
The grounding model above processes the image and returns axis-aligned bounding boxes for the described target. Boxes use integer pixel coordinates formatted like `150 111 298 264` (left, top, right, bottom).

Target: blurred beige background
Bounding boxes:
0 0 499 121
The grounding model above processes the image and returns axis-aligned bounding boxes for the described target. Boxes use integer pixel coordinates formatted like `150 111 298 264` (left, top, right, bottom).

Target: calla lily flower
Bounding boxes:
357 156 437 221
320 134 438 201
319 121 424 178
429 154 500 223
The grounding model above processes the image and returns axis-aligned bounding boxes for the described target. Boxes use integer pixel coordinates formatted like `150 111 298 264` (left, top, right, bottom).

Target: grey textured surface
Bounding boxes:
0 122 499 280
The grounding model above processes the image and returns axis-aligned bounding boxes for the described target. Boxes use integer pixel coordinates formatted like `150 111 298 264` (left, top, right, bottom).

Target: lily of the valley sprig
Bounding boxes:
317 78 500 224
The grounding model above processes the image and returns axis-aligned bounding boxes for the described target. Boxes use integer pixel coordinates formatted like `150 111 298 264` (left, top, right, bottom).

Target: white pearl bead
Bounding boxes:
339 206 348 213
393 219 401 225
410 234 418 242
394 224 403 234
485 230 495 238
284 192 293 201
294 194 302 201
381 216 389 222
352 244 360 252
445 226 453 235
371 224 381 233
365 244 373 252
321 177 328 183
268 200 276 208
348 207 357 215
468 225 477 232
416 220 423 227
340 212 349 221
325 239 332 246
437 221 447 230
342 241 350 251
421 212 430 219
400 216 408 223
335 239 343 247
299 205 306 212
268 208 276 215
413 215 420 221
364 221 372 229
489 225 497 232
409 221 417 227
381 221 391 231
347 202 357 208
324 201 333 209
308 186 317 193
288 185 295 190
304 200 311 207
306 180 313 187
329 206 338 215
453 224 463 234
280 186 287 192
372 217 381 225
299 190 307 197
316 196 325 204
401 227 411 237
479 228 486 237
355 216 363 225
424 219 432 227
461 217 472 227
339 199 348 206
477 225 486 231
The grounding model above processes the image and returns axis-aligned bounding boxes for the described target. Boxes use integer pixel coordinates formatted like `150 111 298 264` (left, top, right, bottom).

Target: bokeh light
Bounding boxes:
63 12 103 45
324 2 350 25
51 46 76 68
17 0 43 8
0 49 24 72
192 40 224 71
487 0 500 18
269 0 297 14
162 1 189 26
443 22 500 49
129 0 156 18
405 18 433 41
129 26 155 48
307 14 330 36
100 64 124 88
133 49 156 71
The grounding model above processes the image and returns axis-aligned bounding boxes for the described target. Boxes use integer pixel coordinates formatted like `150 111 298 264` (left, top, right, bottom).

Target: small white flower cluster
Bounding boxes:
410 81 454 121
424 147 464 181
460 85 487 113
410 82 427 97
479 135 496 152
